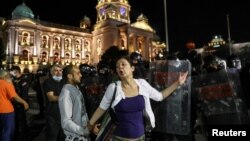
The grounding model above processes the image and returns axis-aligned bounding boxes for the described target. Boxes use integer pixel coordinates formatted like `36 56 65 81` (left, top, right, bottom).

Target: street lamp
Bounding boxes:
164 0 169 52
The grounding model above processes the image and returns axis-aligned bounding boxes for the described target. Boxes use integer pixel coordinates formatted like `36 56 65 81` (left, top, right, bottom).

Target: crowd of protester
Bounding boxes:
1 49 250 141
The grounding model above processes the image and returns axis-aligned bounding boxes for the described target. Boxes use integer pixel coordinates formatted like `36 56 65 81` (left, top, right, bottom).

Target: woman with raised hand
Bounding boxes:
89 55 188 141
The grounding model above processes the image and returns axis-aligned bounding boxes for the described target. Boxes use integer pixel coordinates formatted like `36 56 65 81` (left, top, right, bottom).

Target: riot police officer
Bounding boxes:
130 51 148 79
10 66 30 141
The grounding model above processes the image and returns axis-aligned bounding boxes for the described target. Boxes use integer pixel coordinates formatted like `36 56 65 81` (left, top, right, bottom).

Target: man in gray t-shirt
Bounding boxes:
59 65 89 141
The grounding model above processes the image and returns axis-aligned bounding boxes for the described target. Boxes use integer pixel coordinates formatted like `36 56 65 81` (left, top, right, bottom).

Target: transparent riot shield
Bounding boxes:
192 68 249 124
80 75 106 117
149 60 192 135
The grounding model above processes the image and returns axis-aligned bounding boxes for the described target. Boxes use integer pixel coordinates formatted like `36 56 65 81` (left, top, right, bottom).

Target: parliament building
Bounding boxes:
0 0 166 71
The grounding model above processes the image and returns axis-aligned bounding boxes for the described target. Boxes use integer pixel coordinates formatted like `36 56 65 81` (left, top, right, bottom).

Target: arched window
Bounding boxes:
84 41 90 52
75 39 81 51
54 37 60 49
41 35 49 48
65 38 71 50
54 52 60 63
65 53 71 64
20 50 29 61
22 32 30 45
41 51 48 63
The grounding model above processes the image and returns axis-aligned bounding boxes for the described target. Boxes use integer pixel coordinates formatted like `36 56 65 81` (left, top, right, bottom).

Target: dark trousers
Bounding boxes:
0 112 15 141
45 115 65 141
13 104 28 141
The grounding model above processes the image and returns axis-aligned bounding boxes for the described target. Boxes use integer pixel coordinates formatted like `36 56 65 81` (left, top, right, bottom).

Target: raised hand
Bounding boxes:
178 71 188 85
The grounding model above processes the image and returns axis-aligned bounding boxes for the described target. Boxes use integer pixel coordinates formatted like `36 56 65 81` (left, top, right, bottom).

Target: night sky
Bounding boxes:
1 0 250 52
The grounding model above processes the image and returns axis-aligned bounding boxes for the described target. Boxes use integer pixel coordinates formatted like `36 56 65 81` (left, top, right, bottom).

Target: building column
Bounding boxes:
61 36 65 57
81 38 85 60
72 38 75 58
7 29 13 64
34 30 41 56
49 35 53 57
14 29 19 55
145 37 151 61
132 35 136 52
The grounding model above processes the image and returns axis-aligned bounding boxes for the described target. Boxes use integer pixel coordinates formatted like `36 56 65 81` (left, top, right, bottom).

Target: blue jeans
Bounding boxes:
0 112 15 141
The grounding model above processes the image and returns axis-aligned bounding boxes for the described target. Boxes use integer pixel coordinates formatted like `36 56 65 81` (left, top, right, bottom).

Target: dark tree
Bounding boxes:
99 46 128 72
0 38 6 68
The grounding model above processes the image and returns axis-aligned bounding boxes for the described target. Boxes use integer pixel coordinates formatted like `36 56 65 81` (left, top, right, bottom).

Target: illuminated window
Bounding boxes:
75 39 81 51
54 52 60 63
120 7 126 16
20 50 29 61
100 8 105 15
41 51 48 64
22 32 30 45
85 41 90 52
41 36 48 48
65 53 71 64
65 38 71 50
54 37 60 49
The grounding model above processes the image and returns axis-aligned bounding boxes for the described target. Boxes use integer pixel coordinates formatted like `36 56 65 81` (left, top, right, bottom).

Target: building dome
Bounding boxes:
80 15 91 29
81 15 91 24
98 0 128 4
131 13 155 33
12 2 34 19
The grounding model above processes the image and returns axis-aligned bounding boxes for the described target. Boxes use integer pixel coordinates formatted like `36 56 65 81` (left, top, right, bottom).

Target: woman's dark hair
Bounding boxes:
116 55 134 67
116 55 147 79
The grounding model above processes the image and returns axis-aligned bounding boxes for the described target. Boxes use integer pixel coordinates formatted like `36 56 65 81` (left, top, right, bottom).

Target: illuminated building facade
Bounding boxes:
0 0 166 71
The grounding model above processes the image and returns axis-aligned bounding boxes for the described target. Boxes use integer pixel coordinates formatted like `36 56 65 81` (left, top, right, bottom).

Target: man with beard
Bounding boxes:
43 65 65 141
59 65 90 141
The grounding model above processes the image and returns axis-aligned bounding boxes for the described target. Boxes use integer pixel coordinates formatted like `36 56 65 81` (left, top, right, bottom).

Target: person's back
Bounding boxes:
0 79 17 114
0 70 29 141
0 76 17 141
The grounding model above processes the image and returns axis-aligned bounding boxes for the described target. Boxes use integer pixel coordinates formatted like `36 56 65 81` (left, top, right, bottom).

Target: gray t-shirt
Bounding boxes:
59 84 89 138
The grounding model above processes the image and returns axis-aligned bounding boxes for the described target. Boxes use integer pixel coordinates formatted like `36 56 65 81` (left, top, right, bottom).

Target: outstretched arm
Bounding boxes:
88 107 106 131
161 71 188 99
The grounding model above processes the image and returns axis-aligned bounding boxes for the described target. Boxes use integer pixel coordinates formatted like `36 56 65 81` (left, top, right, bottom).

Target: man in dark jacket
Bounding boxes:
10 66 30 141
43 64 65 141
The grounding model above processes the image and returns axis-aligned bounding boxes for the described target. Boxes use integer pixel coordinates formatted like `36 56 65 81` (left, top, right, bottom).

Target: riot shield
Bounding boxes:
192 68 249 124
149 60 192 135
80 75 106 117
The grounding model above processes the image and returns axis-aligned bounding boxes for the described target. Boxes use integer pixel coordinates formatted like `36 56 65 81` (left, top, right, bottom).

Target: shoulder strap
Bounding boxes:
109 82 117 108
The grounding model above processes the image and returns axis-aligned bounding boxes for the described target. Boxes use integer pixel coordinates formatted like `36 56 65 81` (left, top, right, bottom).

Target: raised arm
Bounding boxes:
161 71 188 99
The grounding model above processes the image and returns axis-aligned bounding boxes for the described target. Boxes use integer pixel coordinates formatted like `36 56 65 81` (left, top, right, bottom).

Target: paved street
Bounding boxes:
25 89 46 141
